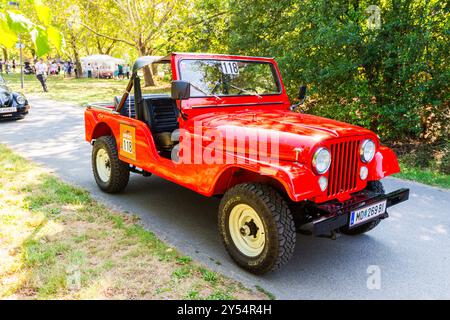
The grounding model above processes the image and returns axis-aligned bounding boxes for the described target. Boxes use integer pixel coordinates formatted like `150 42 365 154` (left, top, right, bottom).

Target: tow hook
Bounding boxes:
317 230 339 240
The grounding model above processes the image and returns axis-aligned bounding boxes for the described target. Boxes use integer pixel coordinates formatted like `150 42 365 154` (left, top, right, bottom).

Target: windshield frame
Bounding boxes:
177 58 283 99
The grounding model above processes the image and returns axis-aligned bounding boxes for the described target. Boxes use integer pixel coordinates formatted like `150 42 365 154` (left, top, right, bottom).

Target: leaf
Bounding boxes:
31 26 51 57
6 10 34 33
47 26 63 52
34 0 52 26
0 13 17 48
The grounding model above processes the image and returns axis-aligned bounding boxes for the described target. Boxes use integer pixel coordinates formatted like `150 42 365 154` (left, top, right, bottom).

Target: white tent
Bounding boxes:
80 55 126 78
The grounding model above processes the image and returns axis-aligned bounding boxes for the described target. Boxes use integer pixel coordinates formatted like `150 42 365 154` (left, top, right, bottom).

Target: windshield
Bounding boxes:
179 59 281 98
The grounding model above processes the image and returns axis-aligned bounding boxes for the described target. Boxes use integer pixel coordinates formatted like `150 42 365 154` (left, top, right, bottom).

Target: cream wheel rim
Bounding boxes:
96 148 111 182
229 204 266 257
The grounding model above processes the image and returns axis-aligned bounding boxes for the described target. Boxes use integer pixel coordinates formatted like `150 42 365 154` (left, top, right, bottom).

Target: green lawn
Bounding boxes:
0 144 268 300
395 160 449 189
2 72 169 106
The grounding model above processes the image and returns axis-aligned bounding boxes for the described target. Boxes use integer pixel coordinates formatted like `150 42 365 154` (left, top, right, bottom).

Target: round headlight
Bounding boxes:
312 147 331 174
0 92 10 104
15 94 26 105
360 139 376 163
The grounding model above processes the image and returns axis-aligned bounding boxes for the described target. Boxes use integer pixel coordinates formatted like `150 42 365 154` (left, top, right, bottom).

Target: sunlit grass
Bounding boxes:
0 144 264 300
395 160 450 189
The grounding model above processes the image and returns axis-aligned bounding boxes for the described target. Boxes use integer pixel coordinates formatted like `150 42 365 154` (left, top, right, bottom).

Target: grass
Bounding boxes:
395 160 450 189
392 142 449 189
255 285 276 300
0 144 266 300
2 72 169 106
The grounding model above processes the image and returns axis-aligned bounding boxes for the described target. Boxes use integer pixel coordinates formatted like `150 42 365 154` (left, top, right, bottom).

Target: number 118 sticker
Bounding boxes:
119 124 136 160
221 61 239 75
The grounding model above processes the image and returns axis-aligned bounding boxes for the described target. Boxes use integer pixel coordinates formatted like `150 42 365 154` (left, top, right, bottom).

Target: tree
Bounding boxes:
225 0 449 142
0 0 64 58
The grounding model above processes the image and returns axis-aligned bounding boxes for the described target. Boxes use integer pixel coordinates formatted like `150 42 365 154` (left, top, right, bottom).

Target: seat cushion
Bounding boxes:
153 132 177 151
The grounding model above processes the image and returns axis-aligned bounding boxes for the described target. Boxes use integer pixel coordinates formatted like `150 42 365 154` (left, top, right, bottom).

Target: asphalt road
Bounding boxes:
1 96 449 299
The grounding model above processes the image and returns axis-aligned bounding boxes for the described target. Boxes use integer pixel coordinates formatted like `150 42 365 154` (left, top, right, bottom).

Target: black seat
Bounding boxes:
114 94 170 119
143 98 179 151
145 98 179 133
114 94 179 151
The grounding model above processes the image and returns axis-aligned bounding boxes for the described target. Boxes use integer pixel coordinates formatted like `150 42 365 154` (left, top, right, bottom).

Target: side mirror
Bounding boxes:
298 85 307 101
171 80 191 100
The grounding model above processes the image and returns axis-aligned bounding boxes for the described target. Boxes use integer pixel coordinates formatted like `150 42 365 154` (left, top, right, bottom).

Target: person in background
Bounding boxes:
118 64 124 79
124 64 130 79
51 61 58 75
0 60 3 74
5 60 10 74
35 58 48 92
86 63 92 78
12 59 16 73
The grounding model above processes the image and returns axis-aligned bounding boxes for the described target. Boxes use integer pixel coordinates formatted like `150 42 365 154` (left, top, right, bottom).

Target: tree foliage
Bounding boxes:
0 0 447 144
0 0 64 57
225 0 449 142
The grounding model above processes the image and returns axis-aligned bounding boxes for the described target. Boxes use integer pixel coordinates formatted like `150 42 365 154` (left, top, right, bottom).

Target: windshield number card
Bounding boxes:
221 61 239 75
119 124 136 160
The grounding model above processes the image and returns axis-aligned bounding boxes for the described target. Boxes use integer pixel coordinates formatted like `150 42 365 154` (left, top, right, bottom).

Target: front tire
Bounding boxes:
218 183 296 274
340 181 385 235
92 136 130 193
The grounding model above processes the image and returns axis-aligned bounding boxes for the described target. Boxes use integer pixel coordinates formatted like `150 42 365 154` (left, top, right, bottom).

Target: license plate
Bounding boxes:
349 200 387 228
0 107 17 114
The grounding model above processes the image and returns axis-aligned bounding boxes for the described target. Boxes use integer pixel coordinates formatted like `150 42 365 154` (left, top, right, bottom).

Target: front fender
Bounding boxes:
369 146 400 180
211 161 320 202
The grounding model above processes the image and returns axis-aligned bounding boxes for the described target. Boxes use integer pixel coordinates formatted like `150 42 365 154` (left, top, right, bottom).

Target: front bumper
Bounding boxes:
302 188 409 236
0 104 29 119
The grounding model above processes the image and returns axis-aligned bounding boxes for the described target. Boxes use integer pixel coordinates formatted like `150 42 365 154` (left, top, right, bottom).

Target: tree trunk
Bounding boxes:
142 66 155 86
139 46 155 86
2 47 8 61
70 32 82 78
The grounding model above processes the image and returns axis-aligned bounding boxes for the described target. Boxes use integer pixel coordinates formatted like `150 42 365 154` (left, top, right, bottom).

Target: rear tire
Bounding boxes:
218 183 296 274
340 181 385 235
92 136 129 193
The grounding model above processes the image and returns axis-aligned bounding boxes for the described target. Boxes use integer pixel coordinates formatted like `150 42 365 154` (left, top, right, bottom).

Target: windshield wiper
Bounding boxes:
228 84 262 99
190 82 221 100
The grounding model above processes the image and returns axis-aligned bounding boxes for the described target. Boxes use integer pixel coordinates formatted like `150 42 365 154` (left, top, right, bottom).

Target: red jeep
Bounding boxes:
84 53 409 274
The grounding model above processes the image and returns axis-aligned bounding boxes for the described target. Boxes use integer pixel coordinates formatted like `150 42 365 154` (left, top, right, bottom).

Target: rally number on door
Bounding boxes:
119 124 136 160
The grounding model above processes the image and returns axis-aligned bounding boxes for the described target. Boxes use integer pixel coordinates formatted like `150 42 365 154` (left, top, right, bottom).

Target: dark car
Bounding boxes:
0 75 30 120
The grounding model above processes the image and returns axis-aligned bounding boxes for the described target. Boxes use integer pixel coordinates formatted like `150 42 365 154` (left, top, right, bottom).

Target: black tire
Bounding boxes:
218 183 296 274
340 181 385 235
92 136 130 193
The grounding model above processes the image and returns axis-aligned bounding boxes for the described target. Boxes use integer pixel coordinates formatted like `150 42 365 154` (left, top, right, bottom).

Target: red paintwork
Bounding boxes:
84 53 400 203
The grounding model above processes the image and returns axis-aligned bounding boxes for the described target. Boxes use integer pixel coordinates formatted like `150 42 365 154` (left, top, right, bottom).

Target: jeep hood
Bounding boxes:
185 109 376 162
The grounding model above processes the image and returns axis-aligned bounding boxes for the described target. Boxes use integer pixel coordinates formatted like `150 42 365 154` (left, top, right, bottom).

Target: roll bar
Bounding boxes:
116 55 170 113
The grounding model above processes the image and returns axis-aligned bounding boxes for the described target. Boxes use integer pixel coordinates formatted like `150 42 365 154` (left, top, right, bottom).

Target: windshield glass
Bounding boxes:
179 59 281 97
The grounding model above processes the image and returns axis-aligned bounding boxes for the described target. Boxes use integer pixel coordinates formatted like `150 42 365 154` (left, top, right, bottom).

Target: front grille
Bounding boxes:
327 139 360 197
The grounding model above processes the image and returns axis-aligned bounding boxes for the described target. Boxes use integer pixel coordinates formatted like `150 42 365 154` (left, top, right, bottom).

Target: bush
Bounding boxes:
226 0 449 143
